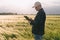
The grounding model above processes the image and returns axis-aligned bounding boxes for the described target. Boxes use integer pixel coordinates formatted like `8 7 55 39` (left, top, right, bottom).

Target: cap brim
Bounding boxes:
32 6 35 8
32 5 37 8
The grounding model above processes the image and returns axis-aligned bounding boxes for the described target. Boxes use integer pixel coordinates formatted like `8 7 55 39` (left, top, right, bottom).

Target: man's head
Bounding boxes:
33 1 42 11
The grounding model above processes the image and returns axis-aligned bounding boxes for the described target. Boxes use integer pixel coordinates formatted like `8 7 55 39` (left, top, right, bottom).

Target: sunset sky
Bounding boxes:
0 0 60 14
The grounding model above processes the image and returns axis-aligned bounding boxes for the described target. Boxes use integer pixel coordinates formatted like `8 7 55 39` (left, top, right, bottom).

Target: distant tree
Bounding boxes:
0 13 17 15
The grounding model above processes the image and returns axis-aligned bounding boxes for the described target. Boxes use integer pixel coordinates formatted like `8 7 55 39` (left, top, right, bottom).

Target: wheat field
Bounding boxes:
0 15 60 40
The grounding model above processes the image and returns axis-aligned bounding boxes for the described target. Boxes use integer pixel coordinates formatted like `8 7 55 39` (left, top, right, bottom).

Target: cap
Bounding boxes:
32 1 41 8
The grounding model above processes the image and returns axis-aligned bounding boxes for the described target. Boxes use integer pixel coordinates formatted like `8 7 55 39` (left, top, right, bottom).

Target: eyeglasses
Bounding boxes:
35 7 37 8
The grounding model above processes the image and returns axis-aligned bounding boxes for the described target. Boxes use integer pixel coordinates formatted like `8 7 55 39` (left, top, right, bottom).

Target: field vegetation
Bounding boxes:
0 15 60 40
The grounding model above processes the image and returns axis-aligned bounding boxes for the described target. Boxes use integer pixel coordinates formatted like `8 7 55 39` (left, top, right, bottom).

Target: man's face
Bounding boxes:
35 5 41 11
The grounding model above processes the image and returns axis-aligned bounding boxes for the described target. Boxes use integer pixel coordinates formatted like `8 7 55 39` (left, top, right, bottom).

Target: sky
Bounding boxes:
0 0 60 14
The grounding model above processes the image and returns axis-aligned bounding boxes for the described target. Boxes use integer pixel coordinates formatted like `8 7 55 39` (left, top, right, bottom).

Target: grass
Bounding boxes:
0 15 60 40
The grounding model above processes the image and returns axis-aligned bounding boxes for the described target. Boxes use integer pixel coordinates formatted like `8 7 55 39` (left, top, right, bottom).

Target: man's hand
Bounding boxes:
24 16 33 22
24 16 34 25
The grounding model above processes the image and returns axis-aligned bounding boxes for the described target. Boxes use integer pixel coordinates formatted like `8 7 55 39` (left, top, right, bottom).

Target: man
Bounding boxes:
24 1 46 40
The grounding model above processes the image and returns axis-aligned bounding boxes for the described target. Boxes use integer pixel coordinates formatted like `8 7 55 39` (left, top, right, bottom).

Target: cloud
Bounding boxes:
0 0 60 14
44 6 60 14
